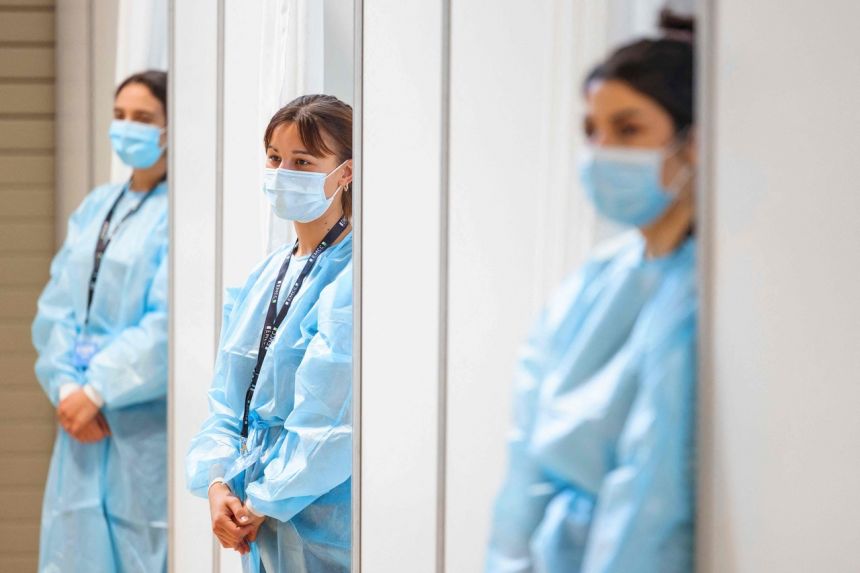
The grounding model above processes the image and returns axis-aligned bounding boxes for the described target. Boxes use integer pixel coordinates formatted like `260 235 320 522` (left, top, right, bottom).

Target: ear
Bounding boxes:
682 127 698 165
338 159 354 188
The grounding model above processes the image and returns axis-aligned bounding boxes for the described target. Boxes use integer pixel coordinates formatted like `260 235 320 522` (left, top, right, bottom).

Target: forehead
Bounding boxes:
115 83 163 114
268 121 336 158
269 122 303 147
585 79 666 119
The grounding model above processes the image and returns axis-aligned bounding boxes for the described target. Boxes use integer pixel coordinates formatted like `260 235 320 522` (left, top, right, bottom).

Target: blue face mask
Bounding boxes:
109 120 165 169
263 161 348 223
578 145 691 228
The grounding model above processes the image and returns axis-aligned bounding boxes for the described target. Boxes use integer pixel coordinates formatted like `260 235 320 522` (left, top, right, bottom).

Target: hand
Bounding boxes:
234 504 266 543
68 413 112 443
208 483 255 554
57 389 100 435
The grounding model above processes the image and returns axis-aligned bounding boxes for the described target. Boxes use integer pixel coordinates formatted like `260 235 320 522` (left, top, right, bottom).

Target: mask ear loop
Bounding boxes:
323 160 351 200
663 127 694 195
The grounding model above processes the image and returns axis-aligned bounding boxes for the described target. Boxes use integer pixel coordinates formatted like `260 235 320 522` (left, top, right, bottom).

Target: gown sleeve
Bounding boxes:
31 191 102 405
486 268 596 573
85 226 169 409
581 293 697 573
185 284 249 497
243 264 353 522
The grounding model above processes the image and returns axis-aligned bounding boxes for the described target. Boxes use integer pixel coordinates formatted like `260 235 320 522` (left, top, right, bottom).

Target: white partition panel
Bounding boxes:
360 1 446 571
169 0 221 571
445 3 556 571
699 1 860 572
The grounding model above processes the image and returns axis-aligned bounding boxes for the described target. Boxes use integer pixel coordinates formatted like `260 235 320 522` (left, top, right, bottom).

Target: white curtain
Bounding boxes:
112 0 169 183
259 0 326 253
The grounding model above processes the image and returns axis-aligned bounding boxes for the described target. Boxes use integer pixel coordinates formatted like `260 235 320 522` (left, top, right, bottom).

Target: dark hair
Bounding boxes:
585 10 694 133
115 70 168 120
264 94 354 219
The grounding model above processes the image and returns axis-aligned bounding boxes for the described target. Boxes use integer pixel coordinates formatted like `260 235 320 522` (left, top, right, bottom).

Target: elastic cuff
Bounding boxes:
245 499 264 518
82 384 105 408
58 383 81 402
208 477 231 493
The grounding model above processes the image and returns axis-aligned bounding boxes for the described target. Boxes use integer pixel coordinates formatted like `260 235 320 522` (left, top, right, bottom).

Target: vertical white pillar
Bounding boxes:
698 2 860 571
360 1 446 571
168 0 221 571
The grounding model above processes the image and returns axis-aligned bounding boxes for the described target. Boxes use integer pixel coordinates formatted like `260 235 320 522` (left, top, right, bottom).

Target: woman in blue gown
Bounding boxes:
33 70 169 573
487 12 698 573
186 95 354 573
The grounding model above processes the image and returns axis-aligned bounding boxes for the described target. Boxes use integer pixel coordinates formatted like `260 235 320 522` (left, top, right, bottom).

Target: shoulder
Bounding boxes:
587 230 644 268
544 231 644 320
317 259 353 324
71 183 124 221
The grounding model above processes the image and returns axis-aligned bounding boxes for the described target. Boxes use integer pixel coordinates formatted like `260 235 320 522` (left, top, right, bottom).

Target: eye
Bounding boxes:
295 158 311 167
267 154 281 164
583 119 595 140
618 123 641 137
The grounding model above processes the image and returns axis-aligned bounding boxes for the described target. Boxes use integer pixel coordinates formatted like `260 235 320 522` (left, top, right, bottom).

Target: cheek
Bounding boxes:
324 177 341 199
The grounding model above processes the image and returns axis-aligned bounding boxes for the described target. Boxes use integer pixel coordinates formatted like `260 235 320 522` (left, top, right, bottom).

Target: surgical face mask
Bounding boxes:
109 120 165 169
262 161 348 222
578 143 692 228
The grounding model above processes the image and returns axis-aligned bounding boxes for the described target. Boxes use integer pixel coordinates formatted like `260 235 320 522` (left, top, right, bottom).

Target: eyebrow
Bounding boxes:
610 109 645 122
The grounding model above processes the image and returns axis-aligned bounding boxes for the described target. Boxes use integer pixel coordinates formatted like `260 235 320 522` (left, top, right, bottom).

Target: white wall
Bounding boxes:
445 2 556 571
360 1 445 571
699 1 860 572
54 0 118 241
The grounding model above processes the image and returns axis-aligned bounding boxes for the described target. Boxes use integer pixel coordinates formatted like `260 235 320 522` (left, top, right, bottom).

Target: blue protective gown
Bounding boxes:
32 182 168 573
486 233 697 573
186 234 353 573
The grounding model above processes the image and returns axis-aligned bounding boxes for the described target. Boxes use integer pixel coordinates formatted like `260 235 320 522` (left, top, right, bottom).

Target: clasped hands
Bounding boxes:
57 388 110 443
208 483 266 555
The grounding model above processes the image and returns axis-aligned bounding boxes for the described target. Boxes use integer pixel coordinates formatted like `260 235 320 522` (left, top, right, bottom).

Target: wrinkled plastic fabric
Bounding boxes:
486 233 697 573
186 235 353 573
32 182 169 573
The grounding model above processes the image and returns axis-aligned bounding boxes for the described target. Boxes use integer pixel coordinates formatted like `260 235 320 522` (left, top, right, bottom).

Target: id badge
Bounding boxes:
72 333 99 370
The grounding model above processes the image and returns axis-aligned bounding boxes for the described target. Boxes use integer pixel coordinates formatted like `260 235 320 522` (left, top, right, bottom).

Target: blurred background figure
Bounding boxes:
32 70 169 572
486 11 697 573
0 1 168 570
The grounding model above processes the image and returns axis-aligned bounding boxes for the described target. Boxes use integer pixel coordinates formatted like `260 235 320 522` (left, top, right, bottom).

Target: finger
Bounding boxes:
233 507 252 526
215 518 249 546
246 526 259 543
224 497 247 524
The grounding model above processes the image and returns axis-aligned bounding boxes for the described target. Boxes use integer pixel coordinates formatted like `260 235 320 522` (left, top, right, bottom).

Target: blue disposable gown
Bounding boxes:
486 233 697 573
32 182 169 573
186 234 353 573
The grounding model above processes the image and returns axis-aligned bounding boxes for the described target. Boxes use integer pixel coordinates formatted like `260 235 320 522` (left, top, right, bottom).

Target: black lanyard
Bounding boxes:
240 217 349 441
85 183 156 326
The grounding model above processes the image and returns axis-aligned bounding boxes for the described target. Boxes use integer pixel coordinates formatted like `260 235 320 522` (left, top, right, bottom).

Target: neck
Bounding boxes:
293 207 350 256
130 156 167 193
640 186 694 258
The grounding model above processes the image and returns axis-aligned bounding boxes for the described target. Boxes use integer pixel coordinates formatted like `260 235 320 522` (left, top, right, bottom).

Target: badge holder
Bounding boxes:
72 332 99 370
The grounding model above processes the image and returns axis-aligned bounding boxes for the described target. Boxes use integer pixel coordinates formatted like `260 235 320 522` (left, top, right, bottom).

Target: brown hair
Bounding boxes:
264 94 353 219
585 10 694 133
116 70 168 120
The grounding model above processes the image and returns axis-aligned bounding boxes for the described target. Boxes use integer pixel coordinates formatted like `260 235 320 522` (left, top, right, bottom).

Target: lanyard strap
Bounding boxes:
85 183 156 325
240 217 349 440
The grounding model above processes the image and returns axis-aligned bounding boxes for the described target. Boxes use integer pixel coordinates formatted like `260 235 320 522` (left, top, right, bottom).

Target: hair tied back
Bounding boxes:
659 9 695 43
